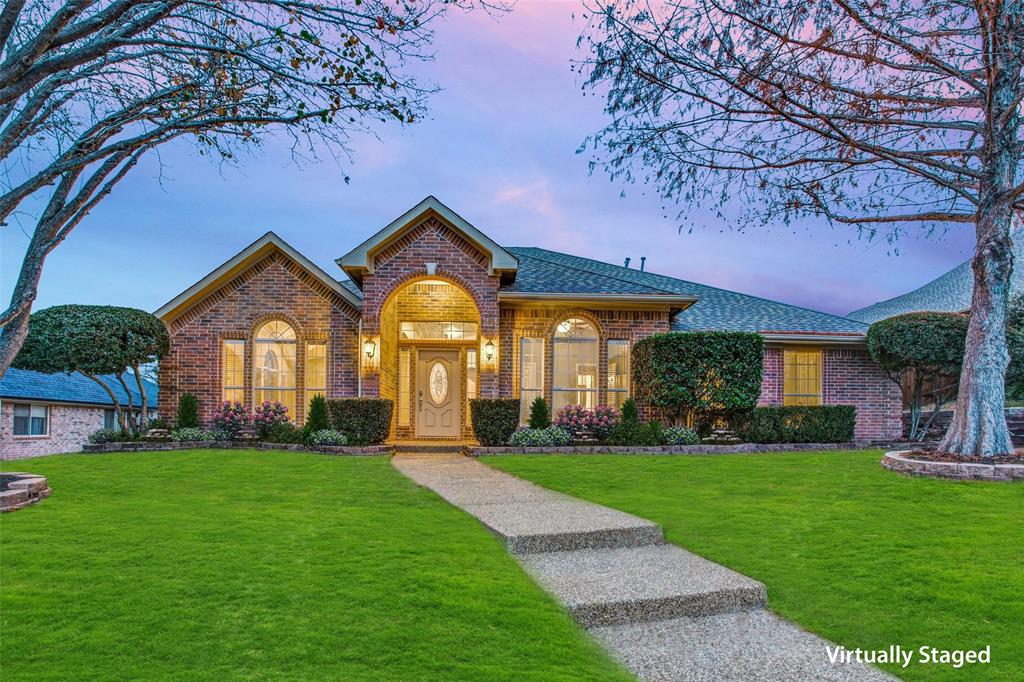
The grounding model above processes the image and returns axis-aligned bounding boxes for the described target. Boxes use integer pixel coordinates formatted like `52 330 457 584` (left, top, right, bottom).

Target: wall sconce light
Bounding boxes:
483 339 495 362
363 338 377 359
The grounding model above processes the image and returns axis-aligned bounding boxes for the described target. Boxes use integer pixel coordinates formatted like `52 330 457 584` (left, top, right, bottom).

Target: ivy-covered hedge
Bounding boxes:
733 406 856 443
632 331 763 425
470 398 520 446
328 398 393 445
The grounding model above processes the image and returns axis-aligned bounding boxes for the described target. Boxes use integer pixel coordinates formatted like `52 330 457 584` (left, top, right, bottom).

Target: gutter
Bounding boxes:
760 333 866 345
497 292 697 307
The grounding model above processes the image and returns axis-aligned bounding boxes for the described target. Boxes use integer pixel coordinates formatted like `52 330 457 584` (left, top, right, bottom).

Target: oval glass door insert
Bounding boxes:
429 361 448 404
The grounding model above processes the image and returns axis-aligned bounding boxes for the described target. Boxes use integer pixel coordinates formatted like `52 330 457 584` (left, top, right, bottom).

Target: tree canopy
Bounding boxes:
14 304 169 430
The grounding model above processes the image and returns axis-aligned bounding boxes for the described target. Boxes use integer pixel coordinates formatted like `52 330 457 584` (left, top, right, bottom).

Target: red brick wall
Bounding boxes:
758 346 901 440
160 251 361 426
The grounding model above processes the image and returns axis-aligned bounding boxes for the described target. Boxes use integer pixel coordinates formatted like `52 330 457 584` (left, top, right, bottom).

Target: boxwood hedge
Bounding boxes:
470 398 520 446
732 405 857 443
328 398 393 445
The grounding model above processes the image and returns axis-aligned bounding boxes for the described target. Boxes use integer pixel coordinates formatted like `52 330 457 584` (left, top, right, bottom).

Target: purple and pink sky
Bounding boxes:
1 1 975 317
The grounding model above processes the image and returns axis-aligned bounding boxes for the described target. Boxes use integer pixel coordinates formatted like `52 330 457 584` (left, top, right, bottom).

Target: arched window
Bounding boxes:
254 320 296 418
552 318 599 413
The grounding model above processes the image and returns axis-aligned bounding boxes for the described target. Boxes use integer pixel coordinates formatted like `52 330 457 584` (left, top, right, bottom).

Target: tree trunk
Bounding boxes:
132 365 148 433
940 2 1022 458
82 371 129 432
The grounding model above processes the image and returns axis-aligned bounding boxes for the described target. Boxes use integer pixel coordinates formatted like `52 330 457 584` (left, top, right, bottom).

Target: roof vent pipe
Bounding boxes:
640 256 647 272
624 257 631 268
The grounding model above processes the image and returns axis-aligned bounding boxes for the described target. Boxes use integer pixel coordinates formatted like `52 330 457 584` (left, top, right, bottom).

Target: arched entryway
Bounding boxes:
378 276 483 440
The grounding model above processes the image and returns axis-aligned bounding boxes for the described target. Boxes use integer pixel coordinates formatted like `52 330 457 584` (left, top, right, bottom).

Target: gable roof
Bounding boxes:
155 231 362 322
508 247 868 338
848 240 1024 323
0 368 158 407
337 196 519 284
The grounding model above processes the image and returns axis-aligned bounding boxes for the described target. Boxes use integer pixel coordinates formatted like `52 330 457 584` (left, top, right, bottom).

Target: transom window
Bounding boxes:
400 321 478 341
254 320 297 417
783 349 822 406
13 404 48 436
553 318 599 413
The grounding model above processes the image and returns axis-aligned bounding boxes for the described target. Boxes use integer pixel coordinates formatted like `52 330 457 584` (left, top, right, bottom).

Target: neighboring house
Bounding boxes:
156 196 901 442
0 368 158 459
848 240 1024 324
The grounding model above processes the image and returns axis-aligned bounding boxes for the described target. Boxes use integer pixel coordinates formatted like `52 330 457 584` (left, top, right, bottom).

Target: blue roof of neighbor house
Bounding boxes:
848 240 1024 323
506 247 868 334
331 244 868 335
0 368 158 407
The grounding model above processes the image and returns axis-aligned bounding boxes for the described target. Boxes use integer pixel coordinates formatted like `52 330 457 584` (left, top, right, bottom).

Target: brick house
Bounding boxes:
156 196 901 442
1 368 158 459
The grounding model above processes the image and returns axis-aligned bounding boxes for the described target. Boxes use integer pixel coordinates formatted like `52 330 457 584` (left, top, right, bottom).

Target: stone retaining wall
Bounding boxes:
82 441 392 456
469 442 867 456
881 450 1024 482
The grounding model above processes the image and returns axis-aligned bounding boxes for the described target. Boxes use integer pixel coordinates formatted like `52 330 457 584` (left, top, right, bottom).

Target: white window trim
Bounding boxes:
12 403 50 438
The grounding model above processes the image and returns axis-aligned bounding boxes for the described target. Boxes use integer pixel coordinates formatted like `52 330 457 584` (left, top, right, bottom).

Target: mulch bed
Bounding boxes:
905 449 1024 465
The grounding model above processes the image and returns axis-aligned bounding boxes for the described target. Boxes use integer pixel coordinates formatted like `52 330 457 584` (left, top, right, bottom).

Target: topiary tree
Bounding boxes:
867 313 969 441
176 393 200 429
528 396 551 430
14 305 169 433
632 332 763 427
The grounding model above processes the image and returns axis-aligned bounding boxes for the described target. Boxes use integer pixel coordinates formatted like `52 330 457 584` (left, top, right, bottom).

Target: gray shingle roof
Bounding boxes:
329 244 867 335
506 247 868 334
847 240 1024 324
0 368 158 407
504 248 676 295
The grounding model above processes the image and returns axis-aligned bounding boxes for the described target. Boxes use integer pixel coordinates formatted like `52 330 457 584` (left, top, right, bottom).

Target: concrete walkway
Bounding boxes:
393 454 893 681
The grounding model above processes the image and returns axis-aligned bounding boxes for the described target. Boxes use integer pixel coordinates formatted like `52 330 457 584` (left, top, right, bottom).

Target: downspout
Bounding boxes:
357 318 363 398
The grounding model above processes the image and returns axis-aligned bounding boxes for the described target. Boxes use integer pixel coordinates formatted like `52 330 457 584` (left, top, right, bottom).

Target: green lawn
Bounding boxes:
485 450 1024 682
1 450 629 682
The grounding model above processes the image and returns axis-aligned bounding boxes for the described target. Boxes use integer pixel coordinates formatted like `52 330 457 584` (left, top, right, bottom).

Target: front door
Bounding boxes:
416 349 461 438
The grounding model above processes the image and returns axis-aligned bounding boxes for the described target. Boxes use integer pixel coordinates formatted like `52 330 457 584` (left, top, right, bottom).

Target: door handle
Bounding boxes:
418 390 424 411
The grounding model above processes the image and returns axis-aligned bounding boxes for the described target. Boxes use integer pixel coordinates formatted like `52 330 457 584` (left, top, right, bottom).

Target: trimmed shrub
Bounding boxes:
171 427 213 442
733 405 857 444
214 401 251 439
176 392 200 428
148 418 169 431
328 398 393 445
554 404 620 442
306 394 331 431
661 426 700 446
633 331 763 425
605 399 657 446
253 401 290 438
88 428 122 444
528 396 551 429
508 426 573 447
470 398 520 446
309 429 348 446
262 421 304 444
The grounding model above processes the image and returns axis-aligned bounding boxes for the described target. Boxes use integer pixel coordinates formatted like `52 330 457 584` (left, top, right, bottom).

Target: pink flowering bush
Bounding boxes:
252 401 290 438
214 401 252 439
554 404 620 442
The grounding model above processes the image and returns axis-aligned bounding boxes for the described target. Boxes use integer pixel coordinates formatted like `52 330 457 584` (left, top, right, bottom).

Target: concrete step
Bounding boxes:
391 443 472 454
520 544 766 627
463 498 665 555
592 609 896 681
